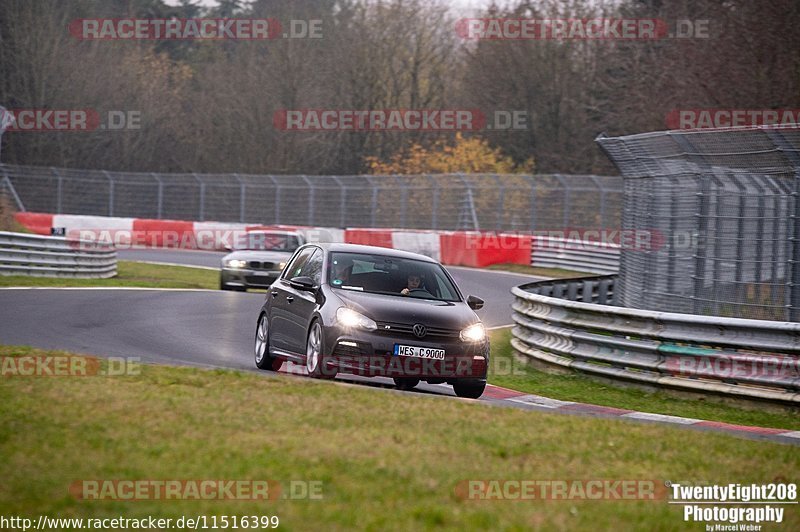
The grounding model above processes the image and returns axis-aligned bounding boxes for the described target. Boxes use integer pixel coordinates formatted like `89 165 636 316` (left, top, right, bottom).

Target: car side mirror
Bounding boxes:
467 295 484 310
290 276 317 291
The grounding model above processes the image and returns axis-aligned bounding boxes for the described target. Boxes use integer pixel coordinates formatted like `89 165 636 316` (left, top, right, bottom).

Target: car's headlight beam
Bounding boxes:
460 322 486 343
225 259 248 268
336 307 377 331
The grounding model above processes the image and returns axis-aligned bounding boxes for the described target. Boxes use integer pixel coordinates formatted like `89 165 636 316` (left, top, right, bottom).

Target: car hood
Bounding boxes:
222 250 294 262
333 289 479 329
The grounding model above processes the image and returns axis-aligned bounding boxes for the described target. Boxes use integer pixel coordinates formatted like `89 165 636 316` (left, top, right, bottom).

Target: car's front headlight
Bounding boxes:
460 322 486 343
279 261 286 270
225 259 247 268
336 307 377 331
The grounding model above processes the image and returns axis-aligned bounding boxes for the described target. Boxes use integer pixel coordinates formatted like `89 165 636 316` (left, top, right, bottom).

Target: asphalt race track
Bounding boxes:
115 248 537 326
2 249 797 445
0 248 536 395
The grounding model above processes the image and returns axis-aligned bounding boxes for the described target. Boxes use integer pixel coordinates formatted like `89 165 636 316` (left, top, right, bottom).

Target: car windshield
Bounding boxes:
233 232 300 251
328 252 461 302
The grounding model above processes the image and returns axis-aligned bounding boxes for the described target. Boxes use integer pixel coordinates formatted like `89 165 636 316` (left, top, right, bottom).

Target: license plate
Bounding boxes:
393 344 445 360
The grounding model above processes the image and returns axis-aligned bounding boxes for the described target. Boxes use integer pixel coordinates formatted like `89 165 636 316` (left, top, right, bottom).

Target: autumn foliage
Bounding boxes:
365 134 534 175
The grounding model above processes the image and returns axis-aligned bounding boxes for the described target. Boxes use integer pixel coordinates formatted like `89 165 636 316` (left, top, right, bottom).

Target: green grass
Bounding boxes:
0 260 218 289
0 345 798 531
489 329 800 431
486 263 590 278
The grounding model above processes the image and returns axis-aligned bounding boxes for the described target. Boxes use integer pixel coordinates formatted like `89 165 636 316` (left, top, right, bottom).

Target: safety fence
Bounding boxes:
0 231 116 278
0 164 622 233
597 125 800 321
511 275 800 405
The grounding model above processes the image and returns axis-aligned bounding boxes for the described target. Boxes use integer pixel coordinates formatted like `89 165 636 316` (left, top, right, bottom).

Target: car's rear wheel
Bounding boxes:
453 381 486 399
255 314 282 371
393 377 420 391
306 320 336 379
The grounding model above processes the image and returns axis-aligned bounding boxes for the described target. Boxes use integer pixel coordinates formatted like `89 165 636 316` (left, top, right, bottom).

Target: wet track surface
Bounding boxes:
0 249 537 399
2 249 797 444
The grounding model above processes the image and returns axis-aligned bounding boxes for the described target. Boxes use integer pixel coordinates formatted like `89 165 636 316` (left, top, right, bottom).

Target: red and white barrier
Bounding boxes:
14 212 532 267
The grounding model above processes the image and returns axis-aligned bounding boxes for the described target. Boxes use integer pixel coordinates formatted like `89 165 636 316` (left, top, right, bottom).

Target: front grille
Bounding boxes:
248 261 277 270
375 321 460 339
244 272 277 285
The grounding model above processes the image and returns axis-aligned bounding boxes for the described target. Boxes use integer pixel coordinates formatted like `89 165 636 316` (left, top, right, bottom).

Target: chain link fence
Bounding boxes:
0 164 622 233
597 125 800 322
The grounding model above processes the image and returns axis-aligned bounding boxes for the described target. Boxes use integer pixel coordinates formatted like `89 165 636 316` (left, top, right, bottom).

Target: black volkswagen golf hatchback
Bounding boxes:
254 243 489 398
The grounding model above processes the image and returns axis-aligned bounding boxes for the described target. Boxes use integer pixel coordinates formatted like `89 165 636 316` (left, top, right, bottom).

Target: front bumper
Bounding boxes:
220 267 280 288
321 324 489 382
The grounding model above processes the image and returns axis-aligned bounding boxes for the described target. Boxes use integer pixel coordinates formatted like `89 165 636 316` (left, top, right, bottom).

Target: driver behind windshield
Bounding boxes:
400 272 424 295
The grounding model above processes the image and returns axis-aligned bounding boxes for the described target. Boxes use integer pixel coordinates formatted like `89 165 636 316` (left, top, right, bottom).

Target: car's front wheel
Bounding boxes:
255 314 282 371
306 320 336 379
453 380 486 399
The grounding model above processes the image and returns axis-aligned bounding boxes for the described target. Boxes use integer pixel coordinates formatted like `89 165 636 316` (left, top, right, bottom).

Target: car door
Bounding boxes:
284 247 324 355
269 246 315 353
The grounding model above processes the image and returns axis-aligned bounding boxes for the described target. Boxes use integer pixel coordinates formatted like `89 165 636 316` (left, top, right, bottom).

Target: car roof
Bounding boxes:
310 242 439 263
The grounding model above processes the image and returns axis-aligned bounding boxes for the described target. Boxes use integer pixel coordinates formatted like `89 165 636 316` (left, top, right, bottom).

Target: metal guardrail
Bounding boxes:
0 231 117 278
531 237 620 274
511 276 800 404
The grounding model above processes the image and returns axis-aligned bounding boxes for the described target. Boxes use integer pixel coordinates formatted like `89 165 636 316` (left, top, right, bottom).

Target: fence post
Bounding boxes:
331 176 345 228
494 175 505 230
553 174 569 227
587 175 605 227
528 175 537 231
151 173 163 219
234 173 245 223
400 177 408 228
366 176 378 227
428 174 438 230
192 173 205 221
302 175 314 226
51 167 63 214
102 170 114 217
269 176 280 225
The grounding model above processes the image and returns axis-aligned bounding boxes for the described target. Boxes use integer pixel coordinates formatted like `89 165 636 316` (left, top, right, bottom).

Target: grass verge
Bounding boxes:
489 329 800 430
0 345 798 530
0 260 218 289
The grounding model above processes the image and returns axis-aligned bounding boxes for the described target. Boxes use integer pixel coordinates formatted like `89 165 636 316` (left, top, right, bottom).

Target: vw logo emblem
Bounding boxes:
412 324 427 338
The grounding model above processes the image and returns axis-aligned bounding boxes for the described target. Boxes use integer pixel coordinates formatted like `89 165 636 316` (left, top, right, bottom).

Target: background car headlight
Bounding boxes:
225 259 247 268
279 261 286 270
460 322 486 342
336 307 377 331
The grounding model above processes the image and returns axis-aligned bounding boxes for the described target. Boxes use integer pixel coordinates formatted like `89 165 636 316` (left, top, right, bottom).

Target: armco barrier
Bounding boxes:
0 231 117 278
511 276 800 405
531 237 620 274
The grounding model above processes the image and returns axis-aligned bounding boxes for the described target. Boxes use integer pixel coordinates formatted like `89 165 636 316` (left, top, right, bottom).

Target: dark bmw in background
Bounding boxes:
254 243 489 398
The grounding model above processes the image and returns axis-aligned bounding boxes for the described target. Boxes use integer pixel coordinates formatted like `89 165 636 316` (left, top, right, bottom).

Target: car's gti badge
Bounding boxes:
413 324 427 338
